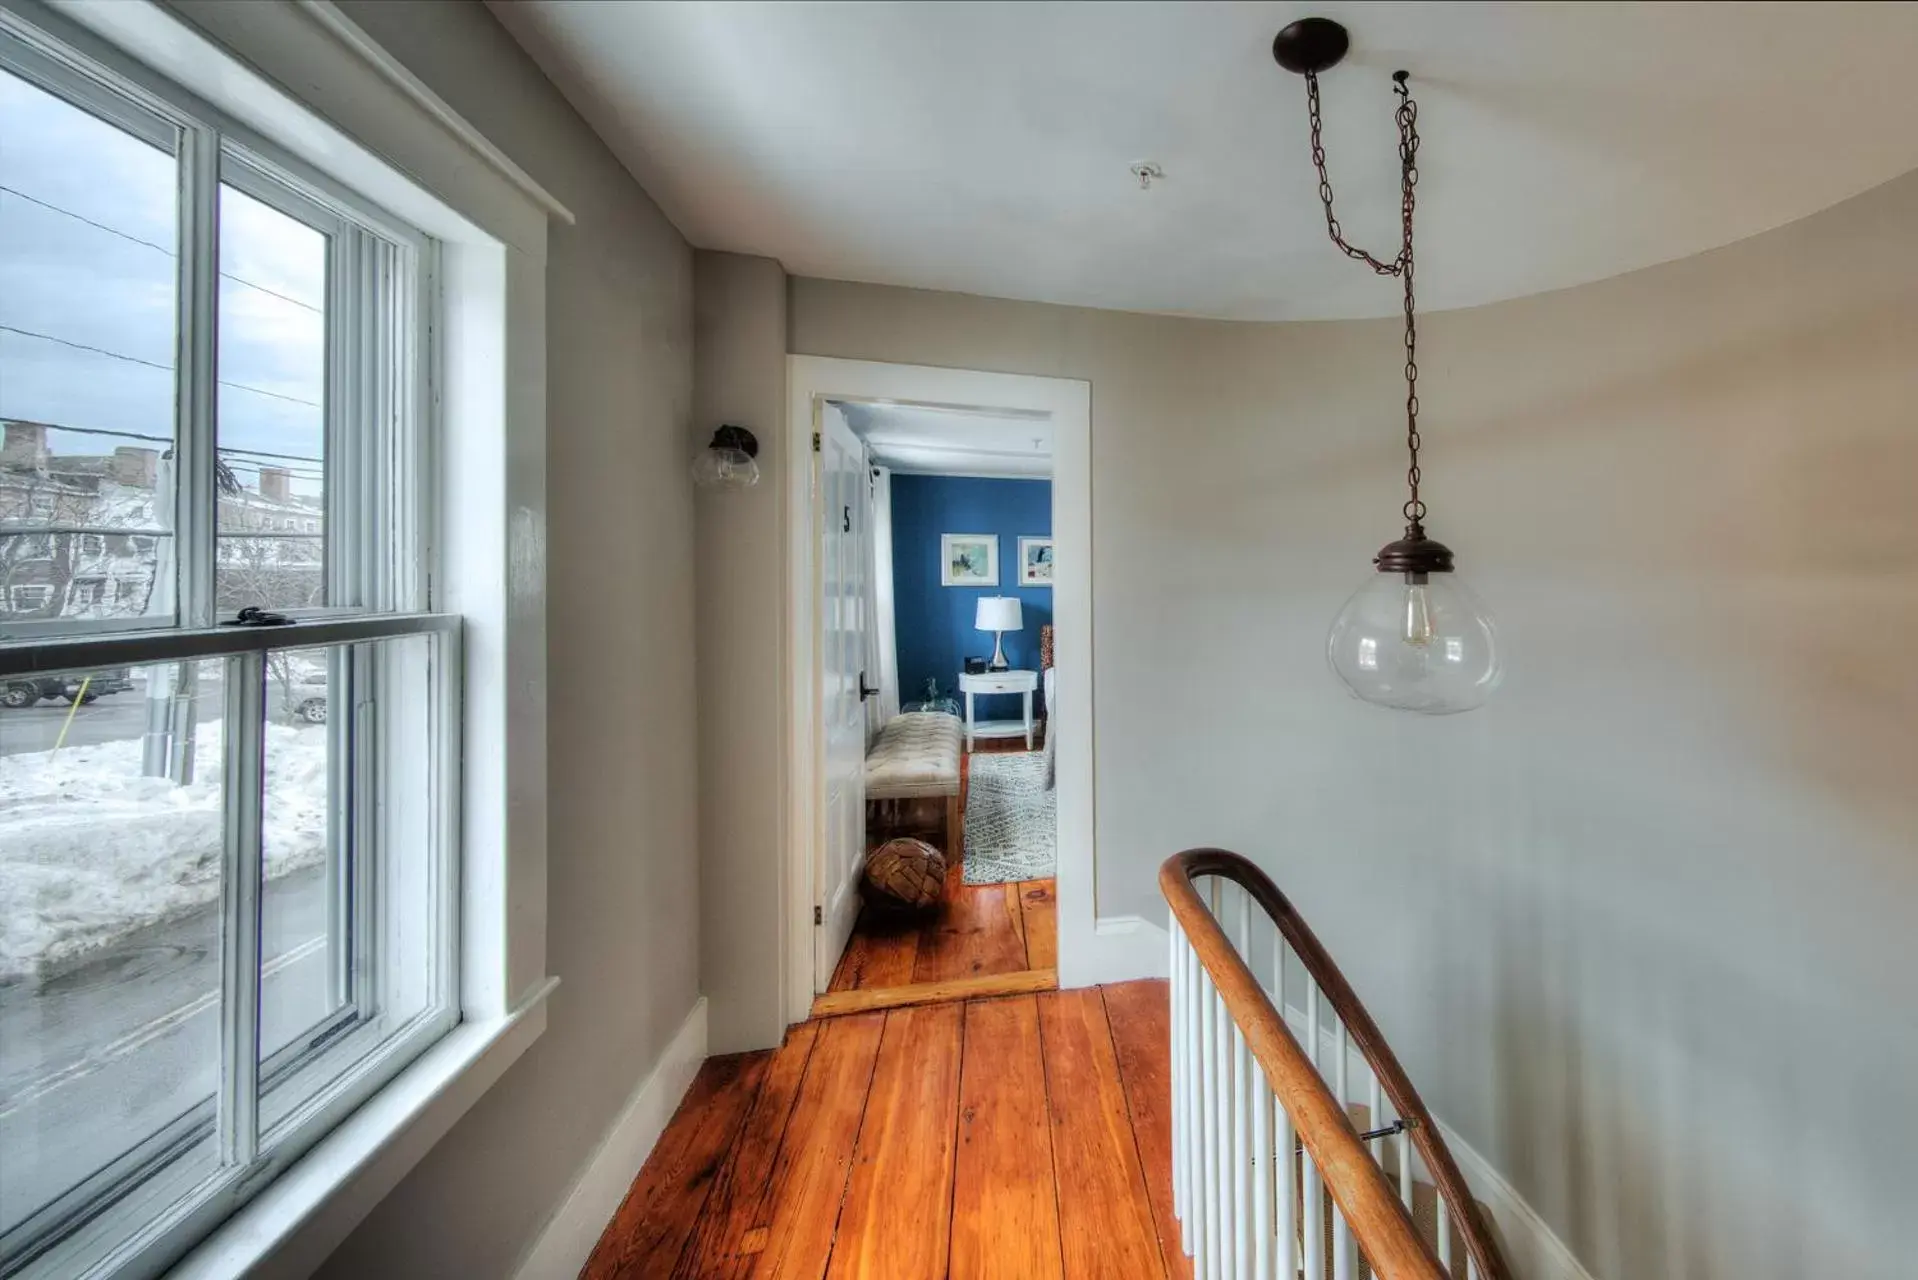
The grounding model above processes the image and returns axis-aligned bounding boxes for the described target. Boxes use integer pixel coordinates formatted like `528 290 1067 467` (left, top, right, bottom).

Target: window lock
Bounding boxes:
223 605 296 627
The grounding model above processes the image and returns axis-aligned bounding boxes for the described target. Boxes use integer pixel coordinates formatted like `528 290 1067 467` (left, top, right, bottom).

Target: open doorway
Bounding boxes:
823 401 1057 1008
783 359 1092 1026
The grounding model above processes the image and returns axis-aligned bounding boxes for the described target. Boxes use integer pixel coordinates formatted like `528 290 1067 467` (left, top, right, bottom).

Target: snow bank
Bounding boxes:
0 725 328 982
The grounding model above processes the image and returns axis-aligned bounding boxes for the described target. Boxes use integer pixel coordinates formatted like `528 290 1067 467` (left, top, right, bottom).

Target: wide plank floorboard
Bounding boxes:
826 912 920 992
1019 879 1057 970
673 1023 820 1279
584 981 1176 1280
824 1003 964 1279
582 1053 768 1279
1102 978 1191 1280
752 1013 886 1279
912 882 1027 983
949 995 1065 1280
1039 987 1170 1280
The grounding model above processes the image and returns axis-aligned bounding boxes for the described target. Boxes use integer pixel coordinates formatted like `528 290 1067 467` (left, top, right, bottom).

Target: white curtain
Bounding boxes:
868 464 901 725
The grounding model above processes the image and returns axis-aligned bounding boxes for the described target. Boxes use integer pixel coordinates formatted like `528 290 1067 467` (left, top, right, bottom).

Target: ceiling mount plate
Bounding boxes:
1272 17 1350 75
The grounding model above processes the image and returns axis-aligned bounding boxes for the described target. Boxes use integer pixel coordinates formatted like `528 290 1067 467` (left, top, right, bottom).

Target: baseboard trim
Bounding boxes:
1437 1121 1597 1280
1274 1003 1596 1280
511 997 708 1279
1058 912 1170 988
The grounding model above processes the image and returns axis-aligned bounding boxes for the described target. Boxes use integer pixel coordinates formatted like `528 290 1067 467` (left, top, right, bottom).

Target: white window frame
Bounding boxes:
0 0 566 1276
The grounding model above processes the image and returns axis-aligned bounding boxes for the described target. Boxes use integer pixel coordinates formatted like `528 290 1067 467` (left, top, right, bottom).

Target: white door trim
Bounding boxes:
783 357 1094 1027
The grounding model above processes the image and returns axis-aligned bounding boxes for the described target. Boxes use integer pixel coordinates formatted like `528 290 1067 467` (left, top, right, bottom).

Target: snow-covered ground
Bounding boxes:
0 726 327 982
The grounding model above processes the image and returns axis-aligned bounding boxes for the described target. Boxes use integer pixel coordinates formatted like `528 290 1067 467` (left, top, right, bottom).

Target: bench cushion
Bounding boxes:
865 711 961 799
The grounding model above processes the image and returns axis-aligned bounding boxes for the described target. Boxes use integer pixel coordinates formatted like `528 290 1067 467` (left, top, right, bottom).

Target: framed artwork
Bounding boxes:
1018 536 1054 587
941 533 999 587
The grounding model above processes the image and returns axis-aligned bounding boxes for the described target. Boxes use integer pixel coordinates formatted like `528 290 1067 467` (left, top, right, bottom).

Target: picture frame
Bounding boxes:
941 533 999 587
1018 536 1054 587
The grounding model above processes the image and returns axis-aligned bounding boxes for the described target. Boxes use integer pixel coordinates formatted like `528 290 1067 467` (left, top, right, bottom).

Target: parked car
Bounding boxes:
273 669 328 724
1 668 135 709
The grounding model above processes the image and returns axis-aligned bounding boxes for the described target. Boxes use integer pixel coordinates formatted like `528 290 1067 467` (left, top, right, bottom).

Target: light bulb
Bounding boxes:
1401 578 1435 647
1328 568 1501 714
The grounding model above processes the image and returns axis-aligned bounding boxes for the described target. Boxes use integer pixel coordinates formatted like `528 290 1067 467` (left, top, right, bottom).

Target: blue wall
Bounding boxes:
891 474 1051 717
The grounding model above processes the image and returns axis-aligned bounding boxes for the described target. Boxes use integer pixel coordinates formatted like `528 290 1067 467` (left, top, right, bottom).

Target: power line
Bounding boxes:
0 323 322 410
1 183 324 315
0 420 322 465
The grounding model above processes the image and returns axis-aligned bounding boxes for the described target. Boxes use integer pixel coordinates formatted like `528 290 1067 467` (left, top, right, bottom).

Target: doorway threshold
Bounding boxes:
810 966 1057 1019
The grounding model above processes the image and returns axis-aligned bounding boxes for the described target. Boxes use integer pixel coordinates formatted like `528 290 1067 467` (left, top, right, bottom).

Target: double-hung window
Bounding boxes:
0 7 458 1279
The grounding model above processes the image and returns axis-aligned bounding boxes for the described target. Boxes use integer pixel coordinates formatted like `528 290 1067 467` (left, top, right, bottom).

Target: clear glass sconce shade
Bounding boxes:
1326 571 1502 714
691 444 760 489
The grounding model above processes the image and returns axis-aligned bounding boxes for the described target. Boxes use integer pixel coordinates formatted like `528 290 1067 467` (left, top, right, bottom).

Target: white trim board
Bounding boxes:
783 358 1095 1025
1278 1005 1598 1280
511 998 709 1280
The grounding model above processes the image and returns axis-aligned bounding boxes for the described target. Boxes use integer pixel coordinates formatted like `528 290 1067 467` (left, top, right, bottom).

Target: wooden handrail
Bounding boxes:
1162 848 1512 1280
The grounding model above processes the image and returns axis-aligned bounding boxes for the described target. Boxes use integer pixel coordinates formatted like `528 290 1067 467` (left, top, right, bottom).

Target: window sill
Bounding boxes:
166 978 559 1280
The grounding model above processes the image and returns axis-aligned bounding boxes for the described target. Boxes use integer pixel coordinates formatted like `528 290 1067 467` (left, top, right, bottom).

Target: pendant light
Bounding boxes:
1274 18 1502 714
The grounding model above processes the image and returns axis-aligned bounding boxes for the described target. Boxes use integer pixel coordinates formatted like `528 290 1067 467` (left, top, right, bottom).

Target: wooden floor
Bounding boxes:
828 737 1055 996
581 980 1192 1280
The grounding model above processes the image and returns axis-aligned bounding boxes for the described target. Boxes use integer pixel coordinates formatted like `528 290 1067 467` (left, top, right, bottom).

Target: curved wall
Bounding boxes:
790 168 1918 1279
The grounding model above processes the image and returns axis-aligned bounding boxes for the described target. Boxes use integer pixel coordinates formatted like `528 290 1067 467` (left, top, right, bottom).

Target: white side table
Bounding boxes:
958 668 1039 751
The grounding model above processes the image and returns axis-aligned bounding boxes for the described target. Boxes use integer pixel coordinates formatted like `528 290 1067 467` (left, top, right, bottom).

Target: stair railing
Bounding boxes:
1163 849 1511 1280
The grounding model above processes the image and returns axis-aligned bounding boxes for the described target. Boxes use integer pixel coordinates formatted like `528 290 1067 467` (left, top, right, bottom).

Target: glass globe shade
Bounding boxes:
1326 570 1501 714
691 444 760 489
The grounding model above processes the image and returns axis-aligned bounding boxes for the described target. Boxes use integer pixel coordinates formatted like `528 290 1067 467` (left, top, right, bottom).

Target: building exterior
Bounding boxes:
0 418 323 624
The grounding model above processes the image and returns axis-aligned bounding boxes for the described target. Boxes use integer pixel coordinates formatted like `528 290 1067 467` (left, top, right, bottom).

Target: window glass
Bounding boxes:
258 645 341 1061
215 183 327 614
0 68 179 628
0 660 224 1242
260 633 441 1140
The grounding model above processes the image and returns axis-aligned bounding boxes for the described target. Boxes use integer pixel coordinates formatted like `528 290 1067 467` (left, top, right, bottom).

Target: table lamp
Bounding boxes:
975 596 1023 671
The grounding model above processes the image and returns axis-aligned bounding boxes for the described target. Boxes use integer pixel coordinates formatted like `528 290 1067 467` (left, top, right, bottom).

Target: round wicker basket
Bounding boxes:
864 837 947 909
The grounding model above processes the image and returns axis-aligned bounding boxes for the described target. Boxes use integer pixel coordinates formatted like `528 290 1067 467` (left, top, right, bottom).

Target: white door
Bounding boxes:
816 405 870 989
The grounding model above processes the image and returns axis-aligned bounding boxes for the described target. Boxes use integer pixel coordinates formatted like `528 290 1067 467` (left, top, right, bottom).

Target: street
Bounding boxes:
1 684 336 1236
0 676 222 753
0 866 335 1232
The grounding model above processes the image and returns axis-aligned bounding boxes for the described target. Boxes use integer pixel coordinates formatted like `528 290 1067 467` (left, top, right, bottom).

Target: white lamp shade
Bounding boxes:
975 596 1023 632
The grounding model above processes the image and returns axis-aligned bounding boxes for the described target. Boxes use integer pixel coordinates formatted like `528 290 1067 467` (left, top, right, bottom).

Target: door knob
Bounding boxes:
858 671 879 701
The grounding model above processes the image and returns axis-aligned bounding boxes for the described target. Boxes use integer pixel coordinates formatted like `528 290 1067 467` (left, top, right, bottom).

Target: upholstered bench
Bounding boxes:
865 711 963 856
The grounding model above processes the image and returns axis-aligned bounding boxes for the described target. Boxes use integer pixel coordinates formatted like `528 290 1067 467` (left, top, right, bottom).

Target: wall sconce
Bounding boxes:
692 424 760 490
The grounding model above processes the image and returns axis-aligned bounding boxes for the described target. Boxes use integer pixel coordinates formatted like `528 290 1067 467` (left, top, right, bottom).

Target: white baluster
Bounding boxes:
1252 1072 1274 1280
1276 1107 1297 1280
1216 984 1237 1278
1334 1018 1354 1280
1273 930 1286 1016
1302 1147 1324 1280
1306 980 1321 1082
1232 1021 1251 1274
1171 922 1186 1231
1184 935 1201 1260
1368 1073 1384 1168
1233 889 1254 1273
1199 944 1218 1277
1400 1116 1414 1214
1438 1196 1454 1273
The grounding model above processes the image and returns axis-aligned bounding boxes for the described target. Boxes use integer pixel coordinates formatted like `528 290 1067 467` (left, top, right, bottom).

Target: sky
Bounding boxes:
0 66 327 503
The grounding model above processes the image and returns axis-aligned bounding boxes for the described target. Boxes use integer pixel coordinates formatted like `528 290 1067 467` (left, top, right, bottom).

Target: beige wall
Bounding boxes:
693 251 791 1053
318 4 700 1276
789 172 1918 1278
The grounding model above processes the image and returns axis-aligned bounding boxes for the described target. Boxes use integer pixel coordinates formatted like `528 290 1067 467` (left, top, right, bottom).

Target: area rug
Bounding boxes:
962 752 1056 884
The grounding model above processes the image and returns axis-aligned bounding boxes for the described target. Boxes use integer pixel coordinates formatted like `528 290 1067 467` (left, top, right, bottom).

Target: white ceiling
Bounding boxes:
839 401 1053 478
490 1 1918 321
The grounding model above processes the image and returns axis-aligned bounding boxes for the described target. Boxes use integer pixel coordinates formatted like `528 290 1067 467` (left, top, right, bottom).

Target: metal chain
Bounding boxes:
1305 70 1425 527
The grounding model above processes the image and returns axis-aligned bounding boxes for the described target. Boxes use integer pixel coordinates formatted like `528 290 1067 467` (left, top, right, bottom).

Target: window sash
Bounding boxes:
0 8 435 641
0 615 461 1279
